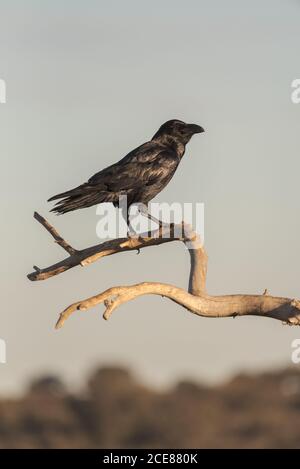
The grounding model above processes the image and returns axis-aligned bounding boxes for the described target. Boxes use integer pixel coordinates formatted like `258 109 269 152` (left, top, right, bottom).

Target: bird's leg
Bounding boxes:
119 197 138 238
126 210 138 238
119 203 135 238
127 203 156 237
124 203 167 238
127 217 138 238
137 204 167 230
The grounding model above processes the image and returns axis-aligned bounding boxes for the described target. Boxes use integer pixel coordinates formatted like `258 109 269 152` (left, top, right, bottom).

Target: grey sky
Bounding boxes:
0 0 300 394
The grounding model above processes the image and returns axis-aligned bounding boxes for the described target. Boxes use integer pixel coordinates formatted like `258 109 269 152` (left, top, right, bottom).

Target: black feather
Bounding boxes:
48 119 204 215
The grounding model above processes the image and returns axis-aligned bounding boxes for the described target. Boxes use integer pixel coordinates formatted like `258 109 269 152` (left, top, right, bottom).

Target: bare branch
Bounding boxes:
55 282 300 329
27 212 300 330
27 214 190 281
33 212 76 255
186 230 207 295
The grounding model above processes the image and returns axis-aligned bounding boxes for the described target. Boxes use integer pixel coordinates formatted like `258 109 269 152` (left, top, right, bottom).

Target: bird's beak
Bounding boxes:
187 123 205 134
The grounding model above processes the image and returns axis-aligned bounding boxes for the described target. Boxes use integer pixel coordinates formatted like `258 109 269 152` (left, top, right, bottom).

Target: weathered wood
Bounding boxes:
27 212 300 329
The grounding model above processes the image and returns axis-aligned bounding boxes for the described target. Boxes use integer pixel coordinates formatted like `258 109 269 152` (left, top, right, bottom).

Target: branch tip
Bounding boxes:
33 212 76 255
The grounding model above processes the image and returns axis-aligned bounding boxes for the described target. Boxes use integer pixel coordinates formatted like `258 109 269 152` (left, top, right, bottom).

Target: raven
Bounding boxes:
48 119 204 222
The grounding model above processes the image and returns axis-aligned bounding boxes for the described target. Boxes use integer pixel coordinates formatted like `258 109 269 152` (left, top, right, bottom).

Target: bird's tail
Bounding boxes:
48 184 114 214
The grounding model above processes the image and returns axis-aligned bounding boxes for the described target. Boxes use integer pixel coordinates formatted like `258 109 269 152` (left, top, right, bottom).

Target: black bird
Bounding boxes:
48 119 204 223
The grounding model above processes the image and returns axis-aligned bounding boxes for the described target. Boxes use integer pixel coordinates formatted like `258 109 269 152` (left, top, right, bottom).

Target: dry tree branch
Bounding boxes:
27 212 300 329
28 213 186 281
33 212 77 255
55 284 300 329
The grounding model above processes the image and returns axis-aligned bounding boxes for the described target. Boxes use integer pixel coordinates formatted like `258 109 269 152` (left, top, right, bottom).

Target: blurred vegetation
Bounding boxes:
0 366 300 448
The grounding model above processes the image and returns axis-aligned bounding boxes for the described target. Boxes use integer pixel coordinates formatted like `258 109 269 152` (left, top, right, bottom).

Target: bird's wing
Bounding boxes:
87 142 179 192
135 150 180 187
48 142 179 209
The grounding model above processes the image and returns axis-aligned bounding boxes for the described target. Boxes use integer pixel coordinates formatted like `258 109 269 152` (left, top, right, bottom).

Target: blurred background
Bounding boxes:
0 0 300 448
1 366 300 448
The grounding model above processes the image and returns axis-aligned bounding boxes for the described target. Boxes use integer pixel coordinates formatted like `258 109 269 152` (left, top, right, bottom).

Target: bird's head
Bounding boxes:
152 119 205 145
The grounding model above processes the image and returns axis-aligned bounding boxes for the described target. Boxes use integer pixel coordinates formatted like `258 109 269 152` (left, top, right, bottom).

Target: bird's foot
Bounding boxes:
137 207 167 229
127 228 138 239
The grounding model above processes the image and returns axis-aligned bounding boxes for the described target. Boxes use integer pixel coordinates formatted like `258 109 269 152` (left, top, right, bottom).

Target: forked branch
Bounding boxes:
28 214 189 282
27 213 300 329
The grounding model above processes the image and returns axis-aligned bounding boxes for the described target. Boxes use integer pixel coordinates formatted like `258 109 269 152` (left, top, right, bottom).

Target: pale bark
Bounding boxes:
27 212 300 329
